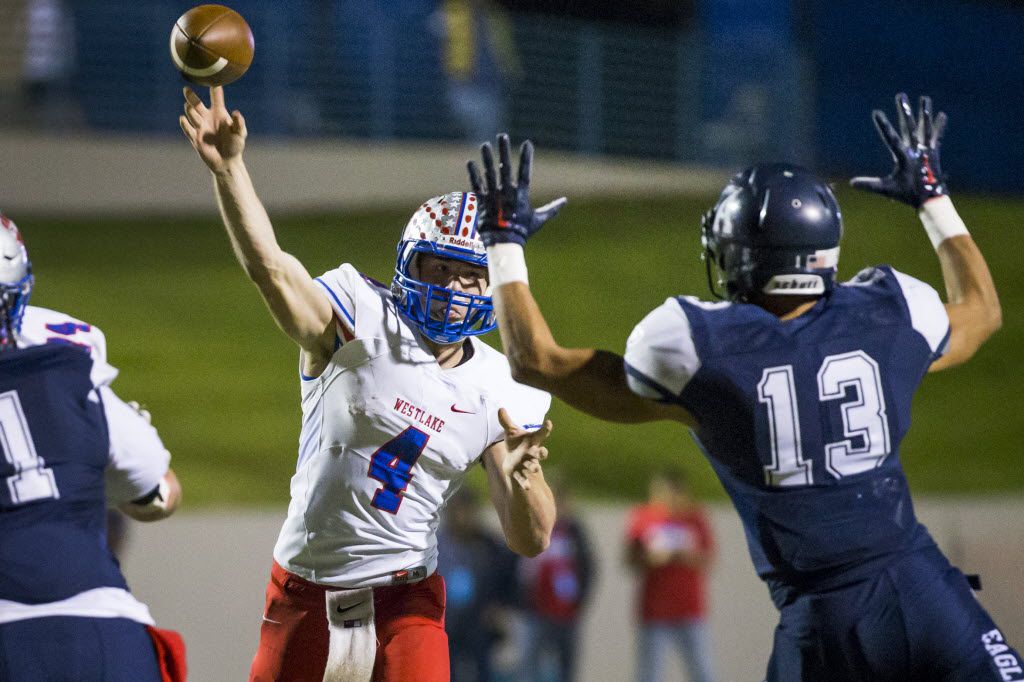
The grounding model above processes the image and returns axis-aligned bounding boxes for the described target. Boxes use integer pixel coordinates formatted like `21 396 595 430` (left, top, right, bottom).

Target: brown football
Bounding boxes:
170 5 254 87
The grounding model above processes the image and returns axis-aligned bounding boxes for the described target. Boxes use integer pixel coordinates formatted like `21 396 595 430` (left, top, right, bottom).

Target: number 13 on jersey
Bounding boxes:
759 350 891 487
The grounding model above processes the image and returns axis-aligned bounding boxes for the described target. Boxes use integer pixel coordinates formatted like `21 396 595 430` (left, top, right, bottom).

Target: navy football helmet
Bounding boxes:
0 213 32 351
701 163 843 301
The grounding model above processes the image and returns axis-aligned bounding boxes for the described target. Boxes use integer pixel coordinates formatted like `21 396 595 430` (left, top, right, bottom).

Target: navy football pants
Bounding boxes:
767 545 1022 681
0 616 161 681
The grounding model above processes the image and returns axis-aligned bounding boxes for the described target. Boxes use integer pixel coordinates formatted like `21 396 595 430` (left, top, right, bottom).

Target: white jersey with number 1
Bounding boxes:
272 264 551 588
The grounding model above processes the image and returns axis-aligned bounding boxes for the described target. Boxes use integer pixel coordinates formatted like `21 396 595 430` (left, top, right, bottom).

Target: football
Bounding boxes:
169 4 254 87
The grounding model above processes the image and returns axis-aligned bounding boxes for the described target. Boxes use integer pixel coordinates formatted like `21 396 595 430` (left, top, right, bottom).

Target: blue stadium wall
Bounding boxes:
64 0 1024 194
798 0 1024 194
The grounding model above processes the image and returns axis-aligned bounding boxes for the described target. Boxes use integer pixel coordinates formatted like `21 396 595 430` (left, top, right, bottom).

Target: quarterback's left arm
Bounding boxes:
852 93 1001 372
469 136 695 425
483 409 556 558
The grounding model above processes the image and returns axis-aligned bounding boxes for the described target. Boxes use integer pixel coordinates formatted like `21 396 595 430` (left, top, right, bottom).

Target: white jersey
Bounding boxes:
272 264 551 588
0 306 170 626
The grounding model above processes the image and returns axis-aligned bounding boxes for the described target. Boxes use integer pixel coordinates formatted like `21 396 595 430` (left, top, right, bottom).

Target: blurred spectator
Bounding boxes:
625 469 715 682
20 0 80 129
434 0 521 143
437 486 518 682
518 473 595 682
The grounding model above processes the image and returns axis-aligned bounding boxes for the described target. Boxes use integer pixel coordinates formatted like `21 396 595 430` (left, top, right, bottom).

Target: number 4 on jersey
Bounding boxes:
368 426 429 514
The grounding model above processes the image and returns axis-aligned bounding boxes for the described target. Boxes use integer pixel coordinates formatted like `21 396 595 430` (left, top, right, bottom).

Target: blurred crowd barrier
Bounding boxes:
1 1 1021 195
121 497 1024 681
0 131 724 215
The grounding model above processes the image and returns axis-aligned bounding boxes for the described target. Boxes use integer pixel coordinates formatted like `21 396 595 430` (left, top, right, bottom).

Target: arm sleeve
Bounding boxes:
889 268 951 360
313 263 386 340
83 325 119 388
486 382 552 446
101 386 171 505
624 298 700 402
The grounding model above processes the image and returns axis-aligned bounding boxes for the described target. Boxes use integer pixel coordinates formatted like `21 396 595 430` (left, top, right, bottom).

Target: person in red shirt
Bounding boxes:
625 468 716 682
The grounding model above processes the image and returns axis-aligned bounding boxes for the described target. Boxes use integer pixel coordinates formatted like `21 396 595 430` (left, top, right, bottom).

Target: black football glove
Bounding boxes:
467 134 567 247
851 93 948 208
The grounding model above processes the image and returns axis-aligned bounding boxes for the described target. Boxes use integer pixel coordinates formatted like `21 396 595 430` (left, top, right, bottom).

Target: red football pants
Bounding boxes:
249 561 449 682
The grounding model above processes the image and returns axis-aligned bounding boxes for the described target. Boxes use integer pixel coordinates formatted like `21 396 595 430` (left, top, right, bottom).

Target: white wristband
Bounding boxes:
486 243 529 288
918 196 969 249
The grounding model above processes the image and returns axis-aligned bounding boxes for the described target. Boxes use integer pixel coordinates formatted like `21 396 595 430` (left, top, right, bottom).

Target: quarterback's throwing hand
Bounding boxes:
179 86 247 174
498 408 552 492
851 92 948 208
468 134 567 247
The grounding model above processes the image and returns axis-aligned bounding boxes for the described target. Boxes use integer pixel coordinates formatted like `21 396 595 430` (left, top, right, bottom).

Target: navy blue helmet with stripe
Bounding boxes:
701 163 843 301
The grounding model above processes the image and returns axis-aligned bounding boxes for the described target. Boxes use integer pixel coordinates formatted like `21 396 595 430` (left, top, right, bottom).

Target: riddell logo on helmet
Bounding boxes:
442 236 480 249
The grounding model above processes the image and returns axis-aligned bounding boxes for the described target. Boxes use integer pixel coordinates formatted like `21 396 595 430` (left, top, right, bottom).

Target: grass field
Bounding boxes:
20 189 1024 506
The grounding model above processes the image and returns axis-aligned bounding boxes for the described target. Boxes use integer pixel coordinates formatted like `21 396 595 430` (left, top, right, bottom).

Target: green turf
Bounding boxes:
19 189 1024 506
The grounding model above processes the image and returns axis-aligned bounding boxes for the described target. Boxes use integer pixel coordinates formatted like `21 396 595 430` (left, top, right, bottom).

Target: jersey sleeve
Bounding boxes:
486 382 552 446
100 386 170 505
889 268 951 360
83 324 119 388
313 263 388 341
624 298 701 402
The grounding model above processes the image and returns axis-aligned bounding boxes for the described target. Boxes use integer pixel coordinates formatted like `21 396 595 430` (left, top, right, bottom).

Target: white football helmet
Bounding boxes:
390 192 496 344
0 213 33 350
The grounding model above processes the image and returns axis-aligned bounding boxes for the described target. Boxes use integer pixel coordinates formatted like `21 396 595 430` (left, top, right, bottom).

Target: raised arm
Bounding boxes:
180 86 334 366
483 409 555 557
928 229 1000 371
851 93 1001 372
469 136 694 425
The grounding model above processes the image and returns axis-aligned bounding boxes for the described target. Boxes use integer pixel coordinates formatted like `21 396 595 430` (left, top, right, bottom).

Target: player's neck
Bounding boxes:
750 294 821 320
424 337 472 369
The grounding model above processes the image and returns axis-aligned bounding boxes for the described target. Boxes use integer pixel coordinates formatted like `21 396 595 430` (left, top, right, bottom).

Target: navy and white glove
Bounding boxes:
467 134 567 247
851 93 948 208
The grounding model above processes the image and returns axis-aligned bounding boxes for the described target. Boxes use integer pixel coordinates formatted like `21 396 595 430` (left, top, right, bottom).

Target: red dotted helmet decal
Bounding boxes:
401 192 483 253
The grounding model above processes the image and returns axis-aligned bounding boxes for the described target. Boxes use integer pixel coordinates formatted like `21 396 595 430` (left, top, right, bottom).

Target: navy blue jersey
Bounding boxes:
625 266 951 599
0 344 129 603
